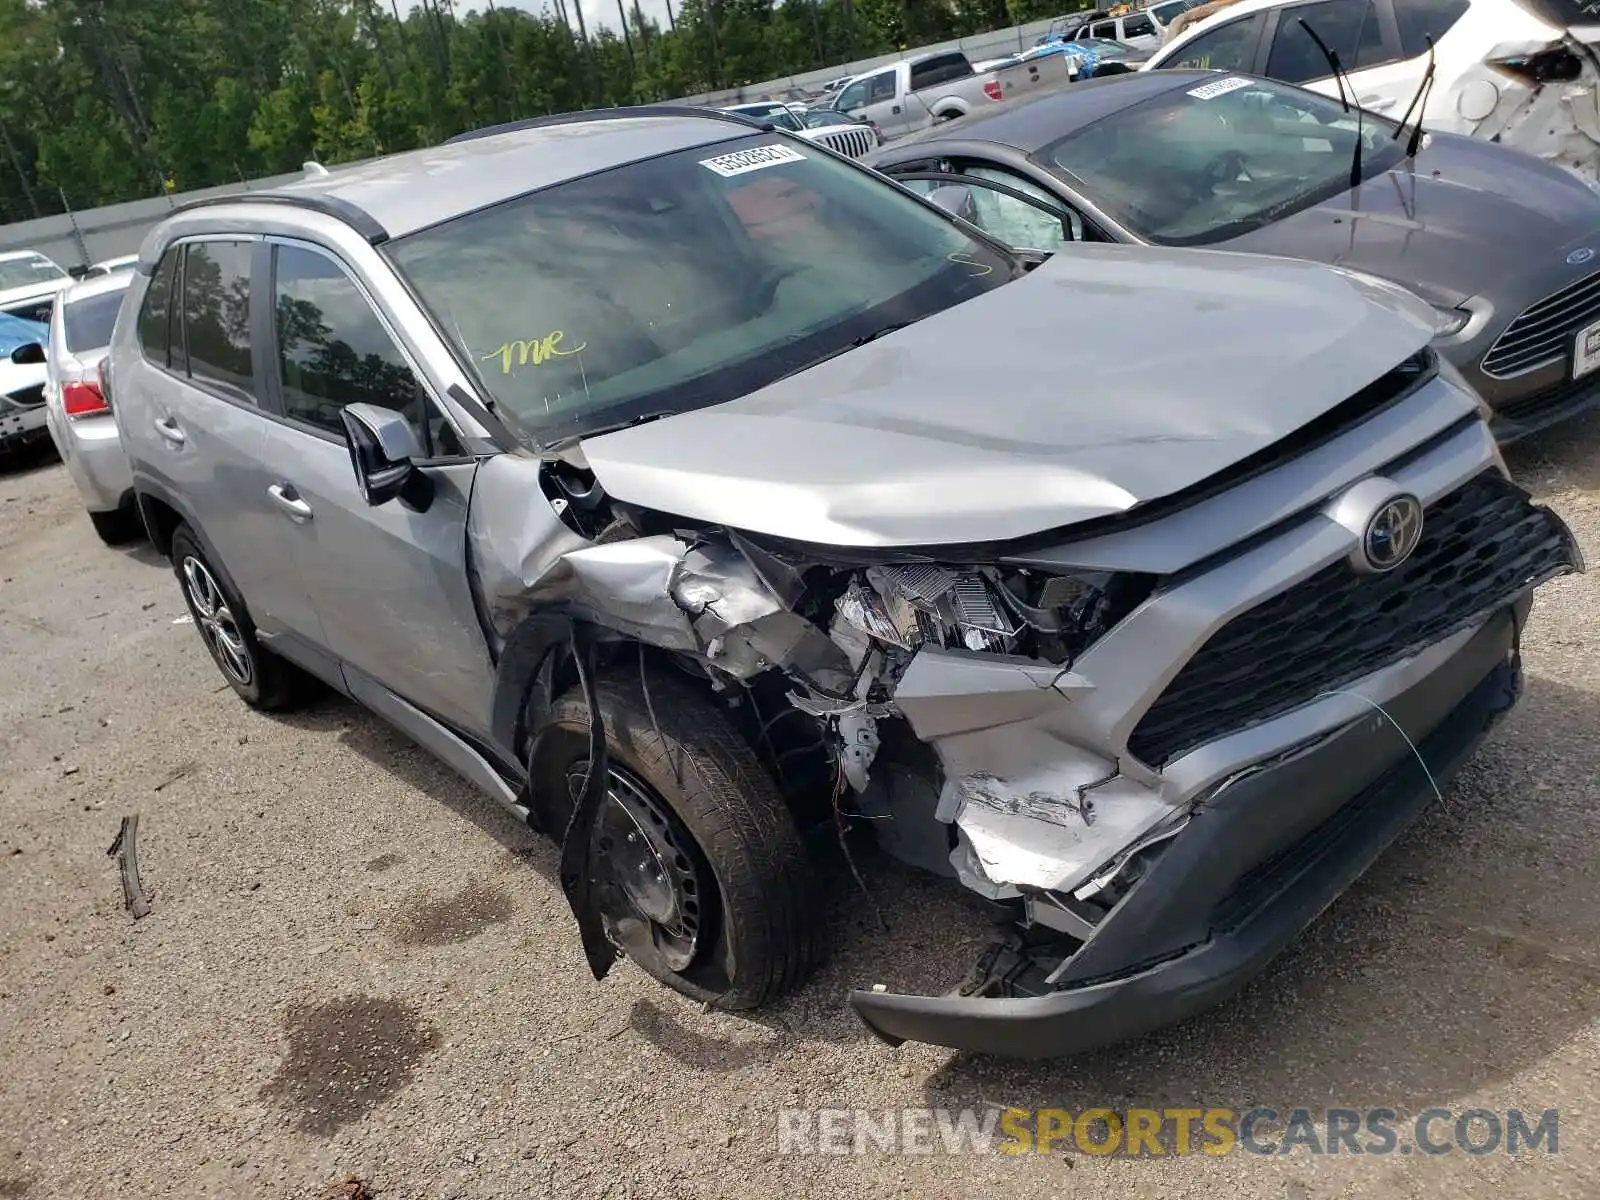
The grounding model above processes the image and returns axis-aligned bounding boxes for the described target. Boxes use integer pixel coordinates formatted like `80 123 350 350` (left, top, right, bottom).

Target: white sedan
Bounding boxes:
1143 0 1600 179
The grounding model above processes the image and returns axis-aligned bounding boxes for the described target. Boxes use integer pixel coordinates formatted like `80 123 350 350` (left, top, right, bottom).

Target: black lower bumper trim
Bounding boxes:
850 608 1525 1058
1491 371 1600 443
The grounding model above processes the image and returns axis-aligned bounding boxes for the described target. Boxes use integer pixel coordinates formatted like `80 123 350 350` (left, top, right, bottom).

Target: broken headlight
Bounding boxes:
831 564 1151 667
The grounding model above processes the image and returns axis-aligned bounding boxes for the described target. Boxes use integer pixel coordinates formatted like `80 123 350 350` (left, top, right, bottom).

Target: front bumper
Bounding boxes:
1482 362 1600 443
851 602 1527 1057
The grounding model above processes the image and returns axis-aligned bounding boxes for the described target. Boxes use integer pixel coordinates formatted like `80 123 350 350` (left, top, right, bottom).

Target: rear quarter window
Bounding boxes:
136 249 179 368
64 291 127 354
1393 0 1471 55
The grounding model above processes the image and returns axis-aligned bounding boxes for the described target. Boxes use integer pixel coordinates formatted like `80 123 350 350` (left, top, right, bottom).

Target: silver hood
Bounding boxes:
580 244 1435 548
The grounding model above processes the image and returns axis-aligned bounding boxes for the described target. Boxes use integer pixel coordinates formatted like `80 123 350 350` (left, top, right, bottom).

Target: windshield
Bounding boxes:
63 289 128 353
1150 0 1202 21
0 313 47 355
1041 75 1404 245
389 134 1013 444
0 254 67 291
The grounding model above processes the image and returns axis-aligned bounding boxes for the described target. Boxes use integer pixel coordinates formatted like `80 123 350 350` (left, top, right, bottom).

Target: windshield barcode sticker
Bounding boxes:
700 144 806 177
1187 76 1252 100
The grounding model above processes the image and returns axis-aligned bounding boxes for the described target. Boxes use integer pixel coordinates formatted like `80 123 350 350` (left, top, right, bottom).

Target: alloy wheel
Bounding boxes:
181 555 254 687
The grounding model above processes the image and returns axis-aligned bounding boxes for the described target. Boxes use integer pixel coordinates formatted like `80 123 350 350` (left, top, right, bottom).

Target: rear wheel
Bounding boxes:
88 506 144 546
170 523 310 711
534 670 821 1010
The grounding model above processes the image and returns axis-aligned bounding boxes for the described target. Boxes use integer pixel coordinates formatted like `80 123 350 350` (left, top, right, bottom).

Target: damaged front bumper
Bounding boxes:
852 604 1526 1058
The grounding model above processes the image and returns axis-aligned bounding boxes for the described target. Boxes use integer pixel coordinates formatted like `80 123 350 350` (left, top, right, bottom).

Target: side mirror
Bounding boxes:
340 402 433 512
926 185 981 225
9 342 45 366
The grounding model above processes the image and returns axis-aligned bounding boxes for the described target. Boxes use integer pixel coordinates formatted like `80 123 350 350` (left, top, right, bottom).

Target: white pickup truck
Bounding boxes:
829 49 1071 140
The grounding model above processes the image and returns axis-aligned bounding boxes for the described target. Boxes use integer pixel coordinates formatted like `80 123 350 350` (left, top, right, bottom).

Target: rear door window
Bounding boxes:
1159 13 1265 69
1393 0 1470 55
1123 13 1157 37
1265 0 1397 83
180 240 258 403
63 290 127 354
136 249 179 368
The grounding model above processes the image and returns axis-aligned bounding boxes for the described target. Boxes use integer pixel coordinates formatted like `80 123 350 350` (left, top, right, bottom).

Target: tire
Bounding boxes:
535 669 821 1010
169 522 309 711
88 505 145 546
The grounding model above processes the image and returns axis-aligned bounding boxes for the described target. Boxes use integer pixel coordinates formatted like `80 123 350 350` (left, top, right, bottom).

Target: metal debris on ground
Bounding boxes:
105 815 152 920
315 1174 371 1200
151 760 197 792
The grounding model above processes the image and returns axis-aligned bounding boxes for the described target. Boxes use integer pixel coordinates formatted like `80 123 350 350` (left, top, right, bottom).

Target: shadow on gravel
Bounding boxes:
1503 408 1600 492
271 695 538 859
0 441 59 478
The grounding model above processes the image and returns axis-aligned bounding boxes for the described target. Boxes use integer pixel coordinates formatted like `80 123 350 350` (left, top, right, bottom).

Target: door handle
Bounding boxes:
154 416 185 447
267 482 313 523
1359 95 1398 111
892 105 902 114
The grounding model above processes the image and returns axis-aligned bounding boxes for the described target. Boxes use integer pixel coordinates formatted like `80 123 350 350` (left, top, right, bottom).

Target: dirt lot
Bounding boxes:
2 419 1599 1200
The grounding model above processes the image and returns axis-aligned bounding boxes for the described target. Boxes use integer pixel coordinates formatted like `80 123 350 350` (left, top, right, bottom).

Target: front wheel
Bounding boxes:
534 670 821 1010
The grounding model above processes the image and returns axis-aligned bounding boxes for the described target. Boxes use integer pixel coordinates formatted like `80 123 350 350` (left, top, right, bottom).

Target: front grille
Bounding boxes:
2 383 44 409
1128 472 1577 768
1482 267 1600 377
814 126 874 159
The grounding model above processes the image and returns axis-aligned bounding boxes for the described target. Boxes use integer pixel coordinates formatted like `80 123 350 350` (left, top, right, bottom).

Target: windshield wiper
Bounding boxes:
1298 18 1365 191
773 322 915 385
1392 34 1437 159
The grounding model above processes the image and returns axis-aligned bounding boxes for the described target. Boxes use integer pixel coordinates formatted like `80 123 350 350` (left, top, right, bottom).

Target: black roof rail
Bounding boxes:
166 191 390 245
443 105 770 145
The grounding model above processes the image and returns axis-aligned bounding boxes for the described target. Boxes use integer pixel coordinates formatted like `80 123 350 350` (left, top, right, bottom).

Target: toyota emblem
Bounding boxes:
1362 494 1425 572
1568 247 1595 265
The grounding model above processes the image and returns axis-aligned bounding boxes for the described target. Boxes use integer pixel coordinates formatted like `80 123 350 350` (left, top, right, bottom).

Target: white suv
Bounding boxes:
1144 0 1600 178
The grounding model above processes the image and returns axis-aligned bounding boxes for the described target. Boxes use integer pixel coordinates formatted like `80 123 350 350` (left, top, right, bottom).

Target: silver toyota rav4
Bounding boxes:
108 107 1581 1058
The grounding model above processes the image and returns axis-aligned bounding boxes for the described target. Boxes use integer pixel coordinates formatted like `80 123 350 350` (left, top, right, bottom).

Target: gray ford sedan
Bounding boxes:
865 69 1600 442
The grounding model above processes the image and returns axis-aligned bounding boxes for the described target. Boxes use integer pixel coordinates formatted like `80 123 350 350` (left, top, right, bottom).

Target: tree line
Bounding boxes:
0 0 1064 223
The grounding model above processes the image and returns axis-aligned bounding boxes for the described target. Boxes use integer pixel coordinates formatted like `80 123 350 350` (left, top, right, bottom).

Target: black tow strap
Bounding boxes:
558 626 620 983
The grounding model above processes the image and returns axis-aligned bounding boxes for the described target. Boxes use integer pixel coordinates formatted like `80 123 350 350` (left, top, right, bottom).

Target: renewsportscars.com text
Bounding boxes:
775 1107 1559 1157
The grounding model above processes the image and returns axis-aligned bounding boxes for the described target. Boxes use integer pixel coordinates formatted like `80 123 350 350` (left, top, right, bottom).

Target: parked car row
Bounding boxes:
865 69 1600 440
43 97 1577 1062
1143 0 1600 181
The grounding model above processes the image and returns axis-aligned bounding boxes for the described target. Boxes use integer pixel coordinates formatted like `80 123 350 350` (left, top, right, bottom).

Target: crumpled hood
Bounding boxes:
1227 133 1600 309
580 243 1434 548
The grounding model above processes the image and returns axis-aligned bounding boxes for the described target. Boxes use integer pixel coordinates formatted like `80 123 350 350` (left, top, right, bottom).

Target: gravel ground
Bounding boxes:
2 417 1598 1200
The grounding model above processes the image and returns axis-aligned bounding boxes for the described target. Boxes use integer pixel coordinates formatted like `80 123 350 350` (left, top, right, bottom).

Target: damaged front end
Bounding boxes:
1462 30 1600 177
470 424 1582 1057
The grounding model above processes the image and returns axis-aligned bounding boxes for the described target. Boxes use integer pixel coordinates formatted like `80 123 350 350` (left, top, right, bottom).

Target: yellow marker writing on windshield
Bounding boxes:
948 251 994 277
485 330 587 374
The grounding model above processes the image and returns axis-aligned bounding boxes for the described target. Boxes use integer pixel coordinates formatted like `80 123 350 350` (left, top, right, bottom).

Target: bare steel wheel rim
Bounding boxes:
181 555 254 687
568 762 707 972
